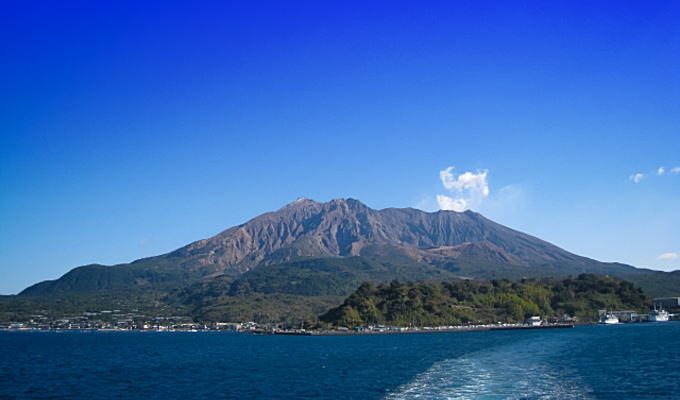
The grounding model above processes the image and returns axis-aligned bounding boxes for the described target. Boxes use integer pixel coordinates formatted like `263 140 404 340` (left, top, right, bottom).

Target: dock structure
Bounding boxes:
598 308 680 322
653 297 680 310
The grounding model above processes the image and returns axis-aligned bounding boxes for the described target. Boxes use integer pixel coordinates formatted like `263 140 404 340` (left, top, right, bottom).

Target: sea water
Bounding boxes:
1 323 679 399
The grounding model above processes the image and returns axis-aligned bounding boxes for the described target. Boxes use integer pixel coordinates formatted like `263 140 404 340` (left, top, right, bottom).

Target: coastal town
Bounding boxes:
0 314 576 334
0 310 249 332
2 296 677 333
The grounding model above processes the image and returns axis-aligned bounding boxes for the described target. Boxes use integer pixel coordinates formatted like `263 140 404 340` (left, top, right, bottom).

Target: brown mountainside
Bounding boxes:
21 198 677 297
163 198 580 276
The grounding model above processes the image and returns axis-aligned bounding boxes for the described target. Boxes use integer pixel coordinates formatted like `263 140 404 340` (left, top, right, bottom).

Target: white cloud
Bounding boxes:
658 252 680 260
657 167 665 176
629 173 645 183
671 167 680 174
437 166 489 211
436 194 468 212
439 167 489 196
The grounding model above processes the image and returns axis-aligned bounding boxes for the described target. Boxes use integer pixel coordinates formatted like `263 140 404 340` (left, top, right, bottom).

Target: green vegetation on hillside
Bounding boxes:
320 274 650 327
0 289 184 322
19 258 201 296
228 256 458 297
3 251 668 327
161 256 457 323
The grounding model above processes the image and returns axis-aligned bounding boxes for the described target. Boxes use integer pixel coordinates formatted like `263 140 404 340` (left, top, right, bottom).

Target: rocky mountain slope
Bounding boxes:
166 197 583 274
19 198 678 304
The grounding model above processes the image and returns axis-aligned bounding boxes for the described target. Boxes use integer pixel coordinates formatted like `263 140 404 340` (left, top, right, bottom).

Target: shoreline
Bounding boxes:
5 321 675 334
0 323 575 334
251 323 576 336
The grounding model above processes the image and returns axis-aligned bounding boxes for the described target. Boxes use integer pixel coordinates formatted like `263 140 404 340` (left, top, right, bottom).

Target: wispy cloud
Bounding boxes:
629 173 645 183
437 167 489 211
658 252 680 260
631 165 680 180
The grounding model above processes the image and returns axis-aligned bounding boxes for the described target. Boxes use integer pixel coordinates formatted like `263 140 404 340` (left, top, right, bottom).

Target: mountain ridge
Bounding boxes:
19 198 679 301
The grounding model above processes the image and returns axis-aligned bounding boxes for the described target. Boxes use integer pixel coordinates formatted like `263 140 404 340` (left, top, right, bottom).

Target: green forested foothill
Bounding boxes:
0 271 654 327
320 274 649 328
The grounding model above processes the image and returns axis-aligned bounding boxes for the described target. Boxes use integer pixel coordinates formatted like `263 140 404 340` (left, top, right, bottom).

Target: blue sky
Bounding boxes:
1 1 679 294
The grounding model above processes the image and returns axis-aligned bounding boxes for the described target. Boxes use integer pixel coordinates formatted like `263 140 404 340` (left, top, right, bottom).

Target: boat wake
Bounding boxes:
386 332 593 400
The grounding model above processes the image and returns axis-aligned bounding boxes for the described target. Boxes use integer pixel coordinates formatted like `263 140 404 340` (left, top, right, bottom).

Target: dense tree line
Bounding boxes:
320 274 649 327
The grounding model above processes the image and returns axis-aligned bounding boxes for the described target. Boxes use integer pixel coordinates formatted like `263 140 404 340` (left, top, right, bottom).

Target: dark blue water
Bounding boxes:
1 323 679 399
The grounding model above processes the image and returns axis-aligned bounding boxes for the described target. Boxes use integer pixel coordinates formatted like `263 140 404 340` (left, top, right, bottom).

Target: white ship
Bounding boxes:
648 306 669 322
599 311 619 324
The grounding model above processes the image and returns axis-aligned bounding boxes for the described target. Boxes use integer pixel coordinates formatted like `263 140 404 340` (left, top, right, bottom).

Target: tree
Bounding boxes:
340 306 362 327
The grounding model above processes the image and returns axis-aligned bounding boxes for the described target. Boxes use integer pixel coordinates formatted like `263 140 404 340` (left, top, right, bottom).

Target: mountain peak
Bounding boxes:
281 197 319 209
281 198 369 211
328 197 366 207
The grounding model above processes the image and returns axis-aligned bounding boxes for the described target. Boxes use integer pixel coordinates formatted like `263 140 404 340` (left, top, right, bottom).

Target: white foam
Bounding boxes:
386 334 593 400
